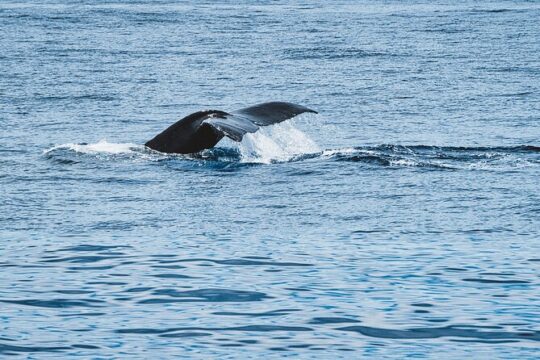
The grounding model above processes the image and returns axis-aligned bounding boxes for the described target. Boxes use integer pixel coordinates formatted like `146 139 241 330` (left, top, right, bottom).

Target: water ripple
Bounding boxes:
117 325 313 335
339 325 540 343
0 298 106 308
138 288 271 304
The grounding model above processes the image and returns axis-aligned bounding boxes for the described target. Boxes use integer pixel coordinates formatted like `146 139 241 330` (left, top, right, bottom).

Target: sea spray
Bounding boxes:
236 121 320 163
45 139 139 155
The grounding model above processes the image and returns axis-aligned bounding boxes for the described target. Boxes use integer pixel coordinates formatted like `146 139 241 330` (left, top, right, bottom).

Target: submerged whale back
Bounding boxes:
145 101 317 154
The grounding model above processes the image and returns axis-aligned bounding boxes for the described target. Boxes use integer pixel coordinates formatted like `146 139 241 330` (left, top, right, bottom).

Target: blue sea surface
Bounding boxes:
1 1 540 358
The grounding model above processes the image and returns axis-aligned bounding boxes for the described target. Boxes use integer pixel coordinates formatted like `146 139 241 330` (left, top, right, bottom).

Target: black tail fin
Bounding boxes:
146 102 317 154
203 101 317 142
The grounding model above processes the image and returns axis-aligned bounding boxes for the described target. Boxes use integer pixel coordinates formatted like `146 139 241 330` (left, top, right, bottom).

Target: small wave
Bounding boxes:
283 47 400 60
339 324 540 343
470 8 514 14
43 139 172 164
319 145 540 170
43 137 538 171
0 343 71 355
138 288 270 304
44 139 140 155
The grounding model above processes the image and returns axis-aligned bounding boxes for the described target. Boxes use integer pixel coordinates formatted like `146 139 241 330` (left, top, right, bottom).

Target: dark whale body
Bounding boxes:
145 102 317 154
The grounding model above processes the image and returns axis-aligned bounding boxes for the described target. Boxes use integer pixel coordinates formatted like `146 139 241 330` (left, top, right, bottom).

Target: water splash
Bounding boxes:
44 139 140 155
236 121 320 163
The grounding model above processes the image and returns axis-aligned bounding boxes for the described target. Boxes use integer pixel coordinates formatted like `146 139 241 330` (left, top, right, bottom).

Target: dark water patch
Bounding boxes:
51 244 132 252
36 94 116 102
353 229 390 234
87 281 127 286
159 332 213 338
333 153 393 166
284 47 399 60
151 273 194 279
139 288 270 304
443 267 469 272
125 287 152 293
283 168 324 177
486 66 539 74
42 255 128 264
67 265 116 270
470 8 514 14
92 178 156 185
480 272 516 276
0 148 28 154
54 290 94 295
418 27 468 34
59 312 106 317
49 158 80 165
171 258 312 267
497 91 534 97
90 220 136 231
71 344 100 349
109 273 131 277
427 318 449 323
239 339 258 344
269 347 288 351
288 344 312 349
116 328 170 335
151 264 187 269
118 325 312 335
411 303 434 308
309 317 360 324
452 339 519 344
0 298 105 308
462 278 530 284
285 288 311 292
499 322 529 326
339 325 540 342
0 343 70 355
213 309 300 317
208 325 312 332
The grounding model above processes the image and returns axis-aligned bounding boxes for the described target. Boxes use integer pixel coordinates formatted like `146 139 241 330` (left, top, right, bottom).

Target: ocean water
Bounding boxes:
1 1 540 358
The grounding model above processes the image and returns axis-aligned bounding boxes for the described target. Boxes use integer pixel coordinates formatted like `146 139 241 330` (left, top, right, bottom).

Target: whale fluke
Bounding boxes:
145 101 317 154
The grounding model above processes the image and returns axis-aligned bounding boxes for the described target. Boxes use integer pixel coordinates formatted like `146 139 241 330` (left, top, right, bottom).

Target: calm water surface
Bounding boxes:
1 1 540 358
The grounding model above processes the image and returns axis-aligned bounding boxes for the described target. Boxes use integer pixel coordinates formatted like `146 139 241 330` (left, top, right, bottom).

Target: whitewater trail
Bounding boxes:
42 123 539 170
45 139 141 155
44 122 321 164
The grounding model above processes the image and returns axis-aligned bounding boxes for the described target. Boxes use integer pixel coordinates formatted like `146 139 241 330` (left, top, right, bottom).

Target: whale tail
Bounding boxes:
145 101 317 154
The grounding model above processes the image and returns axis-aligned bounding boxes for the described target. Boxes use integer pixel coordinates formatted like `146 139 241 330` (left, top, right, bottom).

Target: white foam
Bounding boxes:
45 139 140 155
235 121 320 163
321 147 362 157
